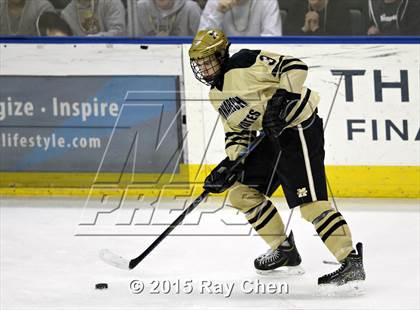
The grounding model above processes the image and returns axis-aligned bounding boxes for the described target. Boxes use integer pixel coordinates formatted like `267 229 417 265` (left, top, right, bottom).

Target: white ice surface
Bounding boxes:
1 197 419 310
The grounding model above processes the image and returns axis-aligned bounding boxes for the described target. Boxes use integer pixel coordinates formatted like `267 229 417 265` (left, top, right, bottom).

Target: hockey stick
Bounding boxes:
99 132 267 270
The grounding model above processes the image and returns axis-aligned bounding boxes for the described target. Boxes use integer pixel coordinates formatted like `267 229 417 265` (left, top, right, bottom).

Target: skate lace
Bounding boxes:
258 248 281 264
322 261 346 278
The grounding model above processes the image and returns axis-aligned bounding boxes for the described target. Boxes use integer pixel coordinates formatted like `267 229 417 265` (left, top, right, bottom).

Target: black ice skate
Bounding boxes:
254 231 304 275
318 242 366 294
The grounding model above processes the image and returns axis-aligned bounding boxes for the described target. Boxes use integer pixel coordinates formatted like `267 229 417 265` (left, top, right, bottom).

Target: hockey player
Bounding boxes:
188 29 366 288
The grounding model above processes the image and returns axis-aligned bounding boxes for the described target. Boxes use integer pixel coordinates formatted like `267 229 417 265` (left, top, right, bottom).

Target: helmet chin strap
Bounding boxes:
206 60 224 87
204 73 219 86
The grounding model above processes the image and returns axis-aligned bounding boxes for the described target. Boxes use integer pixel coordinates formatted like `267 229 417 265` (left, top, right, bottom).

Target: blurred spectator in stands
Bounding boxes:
195 0 207 9
134 0 201 36
367 0 419 35
0 0 55 35
61 0 126 36
48 0 72 10
284 0 351 35
199 0 282 36
37 11 73 36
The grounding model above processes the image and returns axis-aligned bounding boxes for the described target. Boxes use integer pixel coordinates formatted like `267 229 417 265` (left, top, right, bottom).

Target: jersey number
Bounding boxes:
259 55 277 66
259 55 282 77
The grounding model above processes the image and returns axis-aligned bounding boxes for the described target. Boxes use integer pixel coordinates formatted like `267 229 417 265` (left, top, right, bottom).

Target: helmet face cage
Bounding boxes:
190 53 223 86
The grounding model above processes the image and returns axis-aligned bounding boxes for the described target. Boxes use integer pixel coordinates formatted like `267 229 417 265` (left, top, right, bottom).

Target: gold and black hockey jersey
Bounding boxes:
209 49 320 160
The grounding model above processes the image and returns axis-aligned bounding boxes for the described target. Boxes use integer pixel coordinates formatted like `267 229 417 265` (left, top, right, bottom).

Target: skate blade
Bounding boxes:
317 280 365 297
256 265 305 276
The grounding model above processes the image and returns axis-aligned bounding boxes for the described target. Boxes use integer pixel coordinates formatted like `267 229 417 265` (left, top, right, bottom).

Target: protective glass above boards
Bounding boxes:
0 36 419 45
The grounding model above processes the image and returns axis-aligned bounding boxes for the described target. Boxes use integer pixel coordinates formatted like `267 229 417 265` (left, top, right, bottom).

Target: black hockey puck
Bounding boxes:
95 283 108 290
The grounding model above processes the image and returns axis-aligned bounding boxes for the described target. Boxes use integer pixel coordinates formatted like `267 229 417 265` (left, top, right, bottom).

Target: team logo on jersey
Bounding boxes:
297 187 308 198
218 96 248 120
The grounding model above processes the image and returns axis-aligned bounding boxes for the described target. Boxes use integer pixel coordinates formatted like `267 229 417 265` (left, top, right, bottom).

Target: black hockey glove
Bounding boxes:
204 157 243 194
262 89 297 137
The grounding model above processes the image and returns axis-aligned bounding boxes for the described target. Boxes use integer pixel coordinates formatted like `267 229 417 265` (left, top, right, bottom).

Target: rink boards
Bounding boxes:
0 38 419 198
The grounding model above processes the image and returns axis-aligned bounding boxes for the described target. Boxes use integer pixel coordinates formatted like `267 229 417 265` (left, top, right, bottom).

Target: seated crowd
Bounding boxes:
0 0 418 37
